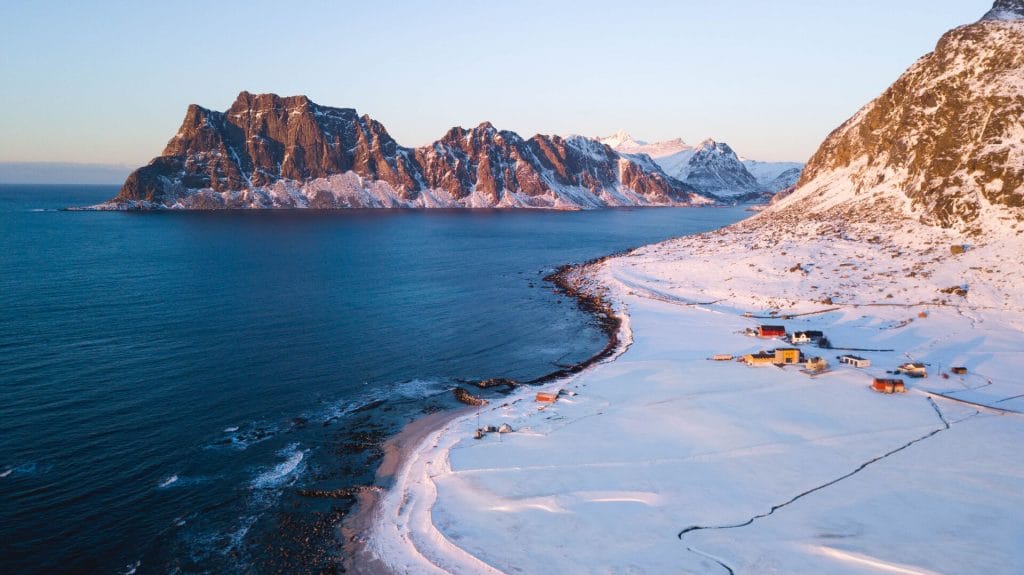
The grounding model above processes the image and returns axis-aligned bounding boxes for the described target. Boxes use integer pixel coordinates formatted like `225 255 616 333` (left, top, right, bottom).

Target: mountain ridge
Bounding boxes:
100 93 713 210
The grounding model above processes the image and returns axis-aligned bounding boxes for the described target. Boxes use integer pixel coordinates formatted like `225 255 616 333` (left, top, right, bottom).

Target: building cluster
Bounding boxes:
724 323 954 395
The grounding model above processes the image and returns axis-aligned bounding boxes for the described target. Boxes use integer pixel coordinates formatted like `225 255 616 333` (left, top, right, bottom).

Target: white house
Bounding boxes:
839 355 871 368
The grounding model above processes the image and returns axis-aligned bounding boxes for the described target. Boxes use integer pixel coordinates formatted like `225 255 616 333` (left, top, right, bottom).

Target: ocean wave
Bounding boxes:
250 444 306 490
390 377 452 400
157 474 214 489
0 461 50 478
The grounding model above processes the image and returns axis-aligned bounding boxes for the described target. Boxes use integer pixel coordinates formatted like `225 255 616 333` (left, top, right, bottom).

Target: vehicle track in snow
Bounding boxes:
678 397 954 572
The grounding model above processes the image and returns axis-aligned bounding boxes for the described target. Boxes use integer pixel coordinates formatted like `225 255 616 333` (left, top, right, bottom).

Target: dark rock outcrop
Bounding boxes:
453 387 488 407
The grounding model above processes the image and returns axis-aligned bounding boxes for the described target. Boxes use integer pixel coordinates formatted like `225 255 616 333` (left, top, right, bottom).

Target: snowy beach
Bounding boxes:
346 214 1024 574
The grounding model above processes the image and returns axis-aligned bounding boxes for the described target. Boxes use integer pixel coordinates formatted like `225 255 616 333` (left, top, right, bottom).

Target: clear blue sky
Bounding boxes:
0 0 991 167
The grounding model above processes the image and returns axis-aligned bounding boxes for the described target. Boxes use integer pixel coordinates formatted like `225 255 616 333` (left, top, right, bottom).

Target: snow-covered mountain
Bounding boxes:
597 131 691 159
772 0 1024 233
97 93 713 210
599 132 803 197
676 139 764 197
741 159 804 190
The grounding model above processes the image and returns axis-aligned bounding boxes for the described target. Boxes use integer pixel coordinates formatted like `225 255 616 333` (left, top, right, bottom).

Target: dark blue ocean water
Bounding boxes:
0 185 748 574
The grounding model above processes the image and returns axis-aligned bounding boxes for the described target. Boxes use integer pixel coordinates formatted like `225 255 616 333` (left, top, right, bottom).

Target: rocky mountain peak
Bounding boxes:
694 139 736 156
683 138 762 196
776 8 1024 232
982 0 1024 20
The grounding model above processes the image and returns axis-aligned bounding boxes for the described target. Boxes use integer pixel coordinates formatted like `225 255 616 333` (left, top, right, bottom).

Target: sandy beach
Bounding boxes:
343 213 1024 574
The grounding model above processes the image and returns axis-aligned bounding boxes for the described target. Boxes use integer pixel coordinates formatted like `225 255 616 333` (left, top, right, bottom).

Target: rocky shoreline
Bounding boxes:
338 255 632 573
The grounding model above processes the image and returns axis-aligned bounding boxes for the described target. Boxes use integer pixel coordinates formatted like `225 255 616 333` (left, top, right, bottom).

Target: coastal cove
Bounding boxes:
350 222 1024 574
0 185 748 574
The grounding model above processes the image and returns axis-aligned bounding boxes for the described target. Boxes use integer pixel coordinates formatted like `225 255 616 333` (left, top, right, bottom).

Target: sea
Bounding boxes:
0 184 748 574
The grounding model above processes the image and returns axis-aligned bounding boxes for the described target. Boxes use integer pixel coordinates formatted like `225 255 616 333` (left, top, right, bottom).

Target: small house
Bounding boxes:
757 325 787 338
839 355 871 368
790 332 812 344
951 366 968 375
743 352 778 366
535 391 558 403
805 357 829 372
872 378 906 394
950 244 967 255
743 349 802 366
790 330 825 345
774 348 802 365
898 362 928 378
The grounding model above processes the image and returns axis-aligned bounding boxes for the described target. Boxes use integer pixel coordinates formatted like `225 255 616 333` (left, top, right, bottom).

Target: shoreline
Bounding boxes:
339 256 633 573
339 408 473 574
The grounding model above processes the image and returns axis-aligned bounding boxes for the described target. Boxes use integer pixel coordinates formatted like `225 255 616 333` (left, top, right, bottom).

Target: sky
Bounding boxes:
0 0 993 182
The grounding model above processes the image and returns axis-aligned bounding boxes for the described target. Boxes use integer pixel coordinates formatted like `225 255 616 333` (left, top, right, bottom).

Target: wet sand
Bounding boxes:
339 408 473 574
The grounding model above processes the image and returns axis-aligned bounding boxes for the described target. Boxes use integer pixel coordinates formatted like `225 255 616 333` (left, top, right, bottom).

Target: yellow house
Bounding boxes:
805 357 829 371
743 352 777 366
743 349 802 366
774 348 801 365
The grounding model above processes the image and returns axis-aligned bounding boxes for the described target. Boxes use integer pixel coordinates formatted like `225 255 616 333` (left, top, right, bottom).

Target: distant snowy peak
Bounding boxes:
598 131 690 158
982 0 1024 20
742 159 805 190
771 3 1024 232
598 130 647 151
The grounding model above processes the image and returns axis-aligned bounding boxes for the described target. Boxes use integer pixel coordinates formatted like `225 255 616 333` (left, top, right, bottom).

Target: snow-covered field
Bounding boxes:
350 213 1024 574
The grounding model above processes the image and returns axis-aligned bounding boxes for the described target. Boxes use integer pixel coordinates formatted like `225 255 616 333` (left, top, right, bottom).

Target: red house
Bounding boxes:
757 325 786 338
535 391 558 403
872 378 906 394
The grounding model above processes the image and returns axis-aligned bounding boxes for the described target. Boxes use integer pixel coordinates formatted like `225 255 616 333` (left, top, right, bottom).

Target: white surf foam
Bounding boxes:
250 444 305 489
